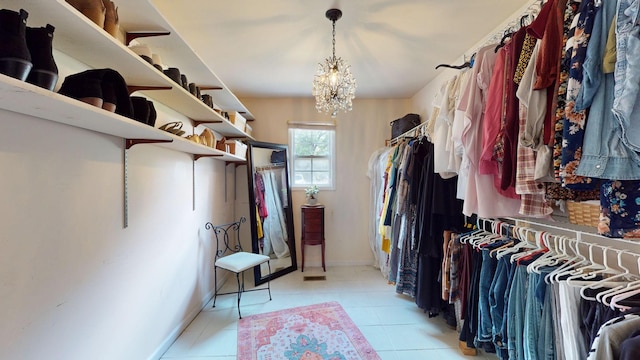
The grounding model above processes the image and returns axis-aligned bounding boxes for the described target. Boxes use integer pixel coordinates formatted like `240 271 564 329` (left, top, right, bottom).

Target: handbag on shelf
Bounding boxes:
390 113 421 139
270 150 286 164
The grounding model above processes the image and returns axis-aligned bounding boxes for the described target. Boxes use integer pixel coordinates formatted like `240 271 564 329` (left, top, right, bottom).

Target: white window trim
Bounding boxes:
288 124 336 191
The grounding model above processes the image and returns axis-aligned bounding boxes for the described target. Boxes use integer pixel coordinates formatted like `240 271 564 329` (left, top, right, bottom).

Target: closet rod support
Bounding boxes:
127 85 172 95
125 138 172 150
226 160 247 167
194 154 223 161
126 31 171 46
192 120 223 127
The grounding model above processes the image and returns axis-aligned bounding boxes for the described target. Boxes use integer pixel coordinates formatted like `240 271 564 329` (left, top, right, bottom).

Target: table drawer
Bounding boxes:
304 231 323 241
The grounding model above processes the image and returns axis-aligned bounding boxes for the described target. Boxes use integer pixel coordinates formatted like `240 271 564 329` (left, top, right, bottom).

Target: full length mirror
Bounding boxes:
246 141 297 285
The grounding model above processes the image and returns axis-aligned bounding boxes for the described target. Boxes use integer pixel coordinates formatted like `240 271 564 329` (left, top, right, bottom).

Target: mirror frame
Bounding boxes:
246 140 298 285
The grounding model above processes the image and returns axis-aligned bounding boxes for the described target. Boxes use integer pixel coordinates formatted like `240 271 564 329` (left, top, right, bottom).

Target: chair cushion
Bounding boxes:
215 252 270 273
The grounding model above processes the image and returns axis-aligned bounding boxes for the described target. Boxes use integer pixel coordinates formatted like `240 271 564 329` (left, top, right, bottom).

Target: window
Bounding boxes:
289 127 335 189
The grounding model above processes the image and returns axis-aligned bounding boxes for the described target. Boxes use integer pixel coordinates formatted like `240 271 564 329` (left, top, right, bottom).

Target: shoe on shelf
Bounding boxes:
186 134 201 144
103 0 121 41
25 24 58 91
189 82 202 98
58 68 133 118
128 43 153 65
146 100 156 127
66 0 106 28
130 96 150 124
180 74 189 90
158 121 185 136
201 94 214 108
59 76 103 107
0 9 33 81
163 67 181 85
151 53 164 71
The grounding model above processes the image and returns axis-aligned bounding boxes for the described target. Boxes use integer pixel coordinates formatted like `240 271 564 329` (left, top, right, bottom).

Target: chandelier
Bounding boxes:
312 8 356 118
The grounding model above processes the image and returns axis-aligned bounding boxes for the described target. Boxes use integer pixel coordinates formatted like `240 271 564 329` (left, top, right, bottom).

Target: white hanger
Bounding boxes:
528 233 567 274
578 249 634 301
473 220 506 249
462 218 493 245
459 218 488 244
599 255 640 308
496 226 537 261
580 247 631 301
563 244 610 287
508 227 543 263
546 238 589 284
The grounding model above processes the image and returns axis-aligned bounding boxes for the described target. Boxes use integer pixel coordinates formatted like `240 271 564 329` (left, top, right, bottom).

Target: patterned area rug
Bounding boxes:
237 301 380 360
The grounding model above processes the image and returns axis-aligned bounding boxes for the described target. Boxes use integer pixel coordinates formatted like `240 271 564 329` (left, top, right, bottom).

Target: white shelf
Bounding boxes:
115 0 255 120
153 133 247 162
0 73 171 141
5 0 254 139
0 73 247 160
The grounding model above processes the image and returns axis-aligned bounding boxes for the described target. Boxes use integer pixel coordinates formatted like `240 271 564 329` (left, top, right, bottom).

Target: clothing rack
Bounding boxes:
387 121 429 146
255 163 285 171
472 217 640 283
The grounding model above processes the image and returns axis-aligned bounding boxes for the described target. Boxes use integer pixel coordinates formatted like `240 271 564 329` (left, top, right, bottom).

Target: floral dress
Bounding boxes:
561 0 600 190
599 180 640 238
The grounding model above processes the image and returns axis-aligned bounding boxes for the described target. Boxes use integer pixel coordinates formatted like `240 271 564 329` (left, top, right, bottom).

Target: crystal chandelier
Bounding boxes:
312 9 356 118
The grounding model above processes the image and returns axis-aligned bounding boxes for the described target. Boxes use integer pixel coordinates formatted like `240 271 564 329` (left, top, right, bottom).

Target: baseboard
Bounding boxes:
299 260 375 267
147 272 230 360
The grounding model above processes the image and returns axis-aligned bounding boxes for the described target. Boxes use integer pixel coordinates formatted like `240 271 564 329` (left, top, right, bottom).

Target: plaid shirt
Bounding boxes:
517 103 553 217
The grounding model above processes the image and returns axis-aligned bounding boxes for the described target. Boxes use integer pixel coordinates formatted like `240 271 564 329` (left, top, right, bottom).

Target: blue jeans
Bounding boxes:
478 250 498 343
538 269 556 360
489 256 511 359
524 272 545 360
507 265 528 360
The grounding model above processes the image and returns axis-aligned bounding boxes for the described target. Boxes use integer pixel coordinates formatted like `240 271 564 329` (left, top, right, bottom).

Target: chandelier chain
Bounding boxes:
332 20 336 60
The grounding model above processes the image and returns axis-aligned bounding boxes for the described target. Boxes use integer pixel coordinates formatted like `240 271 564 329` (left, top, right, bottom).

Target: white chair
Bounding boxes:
205 217 272 318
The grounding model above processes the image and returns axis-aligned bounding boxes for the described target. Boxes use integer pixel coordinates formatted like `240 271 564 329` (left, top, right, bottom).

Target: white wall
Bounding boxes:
0 85 236 359
412 0 539 115
240 97 412 268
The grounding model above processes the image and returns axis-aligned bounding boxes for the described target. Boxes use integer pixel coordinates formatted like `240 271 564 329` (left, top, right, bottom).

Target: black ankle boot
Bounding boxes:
163 67 181 85
146 100 156 127
130 96 150 125
0 9 32 81
58 69 133 118
58 73 103 108
26 24 58 91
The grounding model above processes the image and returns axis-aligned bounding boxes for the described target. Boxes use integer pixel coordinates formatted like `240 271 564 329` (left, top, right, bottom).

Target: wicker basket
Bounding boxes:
567 201 600 228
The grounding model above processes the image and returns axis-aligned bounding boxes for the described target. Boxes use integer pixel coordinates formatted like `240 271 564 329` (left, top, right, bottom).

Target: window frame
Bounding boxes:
288 125 336 191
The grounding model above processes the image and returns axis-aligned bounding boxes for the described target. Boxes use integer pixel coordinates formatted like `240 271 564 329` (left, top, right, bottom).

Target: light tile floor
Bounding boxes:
160 266 497 360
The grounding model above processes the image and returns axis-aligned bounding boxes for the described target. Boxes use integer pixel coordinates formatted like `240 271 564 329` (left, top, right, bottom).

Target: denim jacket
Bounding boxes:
612 0 640 153
575 0 640 180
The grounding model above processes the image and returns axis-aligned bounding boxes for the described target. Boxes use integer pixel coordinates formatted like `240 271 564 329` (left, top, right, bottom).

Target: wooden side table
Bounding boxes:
301 204 325 272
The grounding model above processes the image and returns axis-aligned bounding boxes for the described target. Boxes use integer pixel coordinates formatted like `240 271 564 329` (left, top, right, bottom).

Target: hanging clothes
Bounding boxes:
458 44 521 218
560 0 599 189
368 147 393 278
259 169 290 259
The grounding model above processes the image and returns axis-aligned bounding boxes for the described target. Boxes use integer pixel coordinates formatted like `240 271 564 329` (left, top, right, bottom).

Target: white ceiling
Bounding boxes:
149 0 531 99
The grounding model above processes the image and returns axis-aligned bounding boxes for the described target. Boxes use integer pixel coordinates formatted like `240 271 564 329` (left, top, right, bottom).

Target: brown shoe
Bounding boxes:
103 1 121 41
458 341 477 356
66 0 106 28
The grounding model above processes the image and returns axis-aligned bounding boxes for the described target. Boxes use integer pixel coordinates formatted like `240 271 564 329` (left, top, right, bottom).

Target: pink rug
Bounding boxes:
237 301 380 360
